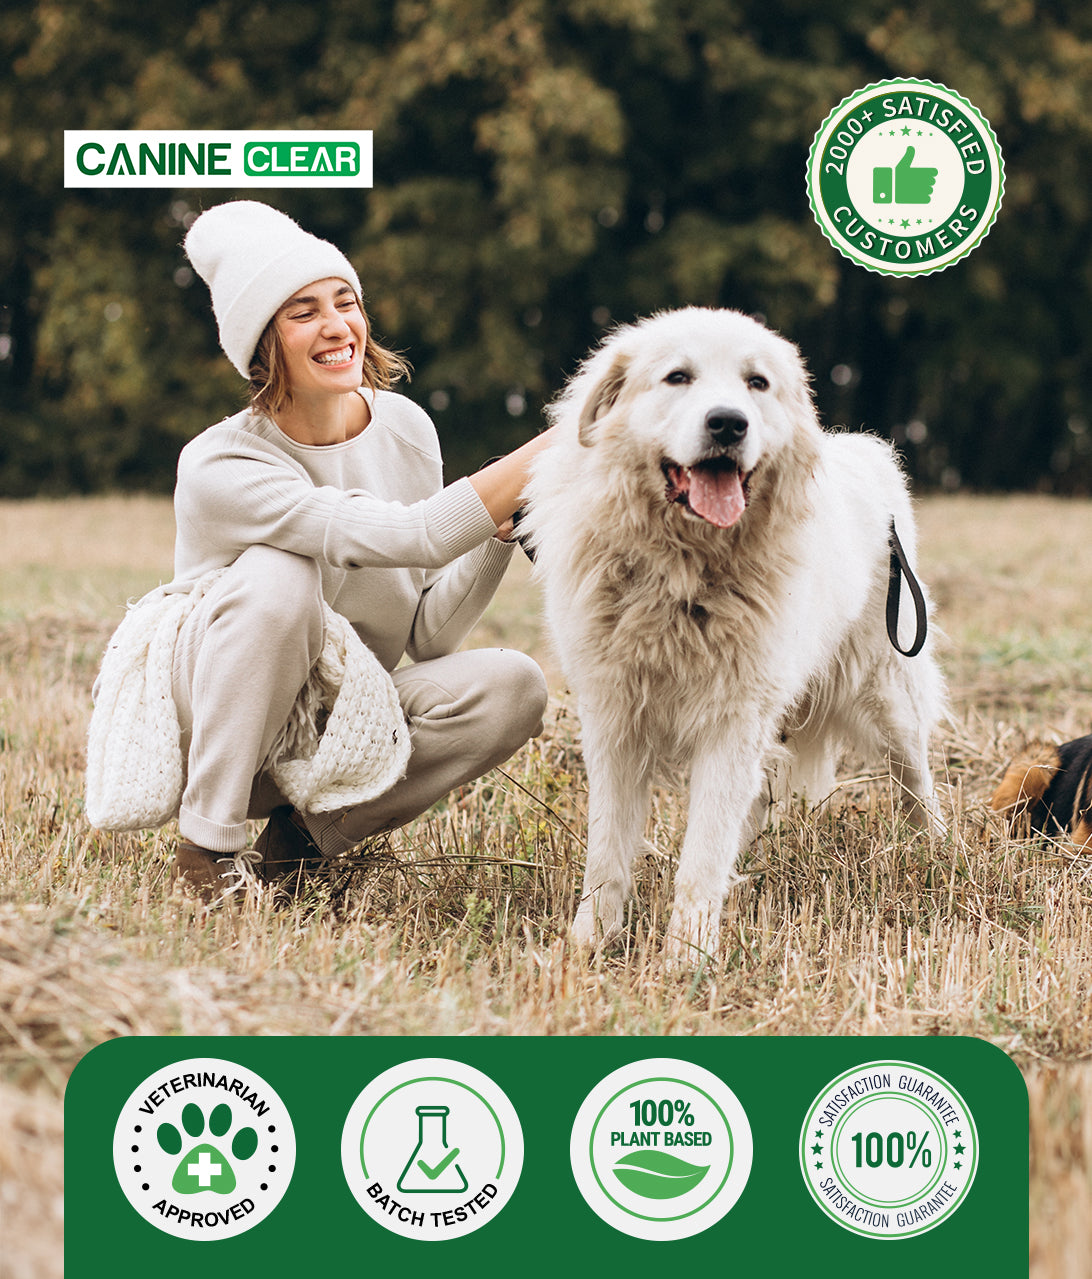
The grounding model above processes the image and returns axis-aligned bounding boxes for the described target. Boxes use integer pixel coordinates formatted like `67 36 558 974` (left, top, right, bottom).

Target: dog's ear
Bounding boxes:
782 351 822 433
764 334 821 434
577 353 629 447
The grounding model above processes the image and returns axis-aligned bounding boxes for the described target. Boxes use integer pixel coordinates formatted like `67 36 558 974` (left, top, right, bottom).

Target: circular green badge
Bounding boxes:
807 79 1003 276
799 1060 979 1239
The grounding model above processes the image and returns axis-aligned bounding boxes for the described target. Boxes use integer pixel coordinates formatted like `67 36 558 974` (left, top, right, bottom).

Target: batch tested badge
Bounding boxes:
340 1057 524 1241
112 1057 296 1240
807 79 1004 276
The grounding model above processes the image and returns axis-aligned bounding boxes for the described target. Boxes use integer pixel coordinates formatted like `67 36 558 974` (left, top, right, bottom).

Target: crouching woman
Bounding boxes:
86 200 551 900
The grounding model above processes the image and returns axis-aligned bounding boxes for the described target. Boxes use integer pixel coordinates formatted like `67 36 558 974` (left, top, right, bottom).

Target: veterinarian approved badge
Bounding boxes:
112 1056 296 1240
807 79 1003 276
799 1060 978 1239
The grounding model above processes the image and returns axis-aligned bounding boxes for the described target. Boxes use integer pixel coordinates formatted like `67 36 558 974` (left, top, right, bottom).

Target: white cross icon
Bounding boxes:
187 1150 222 1188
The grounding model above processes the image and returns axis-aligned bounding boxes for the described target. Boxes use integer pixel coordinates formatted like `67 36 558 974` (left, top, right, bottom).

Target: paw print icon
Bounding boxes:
113 1058 296 1240
157 1103 260 1194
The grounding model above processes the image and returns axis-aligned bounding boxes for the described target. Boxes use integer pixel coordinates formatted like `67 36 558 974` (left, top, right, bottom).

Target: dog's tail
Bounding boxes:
990 742 1061 823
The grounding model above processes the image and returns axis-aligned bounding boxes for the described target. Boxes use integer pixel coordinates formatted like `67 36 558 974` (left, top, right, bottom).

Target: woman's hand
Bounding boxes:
469 425 559 530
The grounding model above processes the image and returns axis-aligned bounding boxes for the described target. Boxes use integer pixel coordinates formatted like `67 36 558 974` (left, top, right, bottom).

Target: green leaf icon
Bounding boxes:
612 1150 710 1199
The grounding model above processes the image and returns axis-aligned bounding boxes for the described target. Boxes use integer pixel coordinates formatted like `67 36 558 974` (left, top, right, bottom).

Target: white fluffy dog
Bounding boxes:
522 307 946 961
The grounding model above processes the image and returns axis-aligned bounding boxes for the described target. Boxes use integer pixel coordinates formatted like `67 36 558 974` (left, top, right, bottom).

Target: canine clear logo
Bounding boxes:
807 79 1003 276
64 130 373 188
112 1057 296 1240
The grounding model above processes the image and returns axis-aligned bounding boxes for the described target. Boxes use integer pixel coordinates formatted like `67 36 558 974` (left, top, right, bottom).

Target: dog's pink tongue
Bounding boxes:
689 466 746 528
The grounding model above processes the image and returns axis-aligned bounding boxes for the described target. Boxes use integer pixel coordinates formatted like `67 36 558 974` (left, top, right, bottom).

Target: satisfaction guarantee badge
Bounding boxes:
799 1059 979 1239
807 78 1004 276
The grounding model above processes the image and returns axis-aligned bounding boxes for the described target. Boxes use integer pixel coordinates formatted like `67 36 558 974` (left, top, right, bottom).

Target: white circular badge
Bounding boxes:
112 1057 296 1241
799 1060 979 1238
570 1058 753 1241
341 1058 524 1241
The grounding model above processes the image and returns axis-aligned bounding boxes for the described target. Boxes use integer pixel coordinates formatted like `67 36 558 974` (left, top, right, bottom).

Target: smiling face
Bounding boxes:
574 309 818 530
273 277 367 399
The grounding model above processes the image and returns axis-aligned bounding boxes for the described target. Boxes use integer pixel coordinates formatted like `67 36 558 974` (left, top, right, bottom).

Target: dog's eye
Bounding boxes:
664 369 693 386
746 374 770 391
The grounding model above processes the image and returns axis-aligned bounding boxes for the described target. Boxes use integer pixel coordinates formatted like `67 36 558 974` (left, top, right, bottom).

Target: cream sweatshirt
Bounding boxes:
170 387 515 671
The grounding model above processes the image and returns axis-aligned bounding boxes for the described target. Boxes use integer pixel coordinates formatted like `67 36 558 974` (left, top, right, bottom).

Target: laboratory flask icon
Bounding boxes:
397 1104 468 1193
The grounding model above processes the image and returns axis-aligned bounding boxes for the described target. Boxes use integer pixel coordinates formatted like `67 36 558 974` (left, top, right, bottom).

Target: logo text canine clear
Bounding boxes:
64 131 373 188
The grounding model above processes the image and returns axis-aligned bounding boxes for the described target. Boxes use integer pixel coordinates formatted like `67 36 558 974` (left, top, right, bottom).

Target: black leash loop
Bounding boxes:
886 518 928 657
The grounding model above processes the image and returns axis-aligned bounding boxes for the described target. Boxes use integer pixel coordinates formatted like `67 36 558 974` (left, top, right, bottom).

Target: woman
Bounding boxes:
161 199 551 899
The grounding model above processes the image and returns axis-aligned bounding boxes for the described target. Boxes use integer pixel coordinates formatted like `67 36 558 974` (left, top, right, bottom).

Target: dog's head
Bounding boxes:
556 307 821 530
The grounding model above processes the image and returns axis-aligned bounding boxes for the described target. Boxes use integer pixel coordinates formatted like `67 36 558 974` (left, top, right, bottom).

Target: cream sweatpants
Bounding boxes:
171 544 548 855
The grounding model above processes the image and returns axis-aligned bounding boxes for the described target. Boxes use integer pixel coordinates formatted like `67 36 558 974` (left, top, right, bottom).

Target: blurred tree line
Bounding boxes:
2 0 1091 494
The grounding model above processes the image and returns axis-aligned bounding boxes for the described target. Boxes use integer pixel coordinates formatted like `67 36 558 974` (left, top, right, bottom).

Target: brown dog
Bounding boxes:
990 735 1092 851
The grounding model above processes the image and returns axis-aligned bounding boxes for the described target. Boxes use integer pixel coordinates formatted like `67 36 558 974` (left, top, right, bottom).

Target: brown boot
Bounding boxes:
170 840 256 904
252 807 327 893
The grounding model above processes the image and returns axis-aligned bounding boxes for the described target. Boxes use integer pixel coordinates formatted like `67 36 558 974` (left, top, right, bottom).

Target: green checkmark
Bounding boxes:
417 1147 461 1180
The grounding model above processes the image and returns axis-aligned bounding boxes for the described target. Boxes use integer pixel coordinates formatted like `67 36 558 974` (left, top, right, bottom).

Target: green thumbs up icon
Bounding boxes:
873 146 938 204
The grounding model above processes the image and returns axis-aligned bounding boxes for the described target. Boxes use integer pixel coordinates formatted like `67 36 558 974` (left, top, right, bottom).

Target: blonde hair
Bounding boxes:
247 296 411 419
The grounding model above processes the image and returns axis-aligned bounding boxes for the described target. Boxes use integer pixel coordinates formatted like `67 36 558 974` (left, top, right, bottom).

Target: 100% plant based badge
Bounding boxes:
570 1059 753 1241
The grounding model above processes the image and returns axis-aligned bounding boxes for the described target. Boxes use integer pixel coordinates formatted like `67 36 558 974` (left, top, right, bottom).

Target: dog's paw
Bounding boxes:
663 905 720 967
571 896 624 950
908 793 948 839
570 910 598 949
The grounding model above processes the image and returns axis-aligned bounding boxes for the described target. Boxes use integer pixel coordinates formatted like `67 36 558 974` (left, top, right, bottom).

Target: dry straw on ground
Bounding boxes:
2 493 1091 1276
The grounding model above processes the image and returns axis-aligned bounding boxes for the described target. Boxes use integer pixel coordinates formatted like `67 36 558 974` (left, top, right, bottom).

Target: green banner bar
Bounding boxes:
66 1035 1027 1273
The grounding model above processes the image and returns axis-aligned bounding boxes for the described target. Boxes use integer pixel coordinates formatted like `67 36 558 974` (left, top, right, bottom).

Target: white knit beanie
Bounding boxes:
183 201 362 377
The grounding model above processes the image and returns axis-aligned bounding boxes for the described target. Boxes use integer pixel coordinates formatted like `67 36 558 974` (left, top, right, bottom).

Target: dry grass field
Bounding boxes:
2 492 1092 1276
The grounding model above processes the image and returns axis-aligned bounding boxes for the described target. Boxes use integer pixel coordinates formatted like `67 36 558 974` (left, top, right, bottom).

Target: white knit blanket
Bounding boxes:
85 574 411 832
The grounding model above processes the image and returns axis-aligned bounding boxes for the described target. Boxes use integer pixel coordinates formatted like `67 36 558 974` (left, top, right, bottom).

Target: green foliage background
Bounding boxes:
2 0 1090 493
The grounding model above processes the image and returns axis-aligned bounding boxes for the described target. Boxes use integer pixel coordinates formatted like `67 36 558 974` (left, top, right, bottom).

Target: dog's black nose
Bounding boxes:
705 407 748 442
